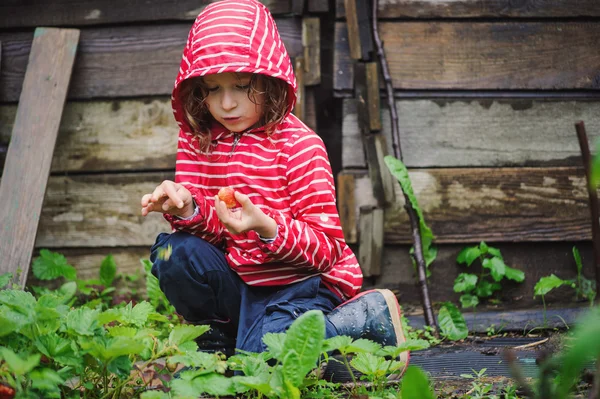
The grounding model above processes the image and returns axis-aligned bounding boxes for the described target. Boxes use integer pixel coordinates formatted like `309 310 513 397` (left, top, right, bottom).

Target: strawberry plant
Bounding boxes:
454 242 525 310
534 246 597 326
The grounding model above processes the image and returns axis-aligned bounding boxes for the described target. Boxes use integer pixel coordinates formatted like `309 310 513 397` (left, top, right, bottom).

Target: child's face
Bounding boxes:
203 72 264 133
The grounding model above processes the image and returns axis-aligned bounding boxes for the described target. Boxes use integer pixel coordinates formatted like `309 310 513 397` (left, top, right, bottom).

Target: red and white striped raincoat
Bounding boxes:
165 0 362 300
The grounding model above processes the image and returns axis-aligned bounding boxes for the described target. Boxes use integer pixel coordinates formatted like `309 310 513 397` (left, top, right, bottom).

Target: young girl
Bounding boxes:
140 0 408 376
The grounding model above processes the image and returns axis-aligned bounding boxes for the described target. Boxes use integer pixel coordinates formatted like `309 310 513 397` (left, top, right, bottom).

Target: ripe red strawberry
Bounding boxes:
0 383 15 399
218 187 237 209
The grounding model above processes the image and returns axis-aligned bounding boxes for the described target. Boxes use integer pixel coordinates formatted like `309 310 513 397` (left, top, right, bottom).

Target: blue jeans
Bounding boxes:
150 232 342 353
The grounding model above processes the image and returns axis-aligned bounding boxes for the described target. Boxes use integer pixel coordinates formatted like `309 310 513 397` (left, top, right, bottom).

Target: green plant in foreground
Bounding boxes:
2 259 432 399
384 155 438 275
454 242 525 311
534 246 597 328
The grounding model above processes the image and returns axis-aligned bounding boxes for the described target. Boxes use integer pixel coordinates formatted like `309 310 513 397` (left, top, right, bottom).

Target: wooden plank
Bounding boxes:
358 206 384 277
308 0 329 13
0 92 317 174
343 0 362 60
339 167 593 244
1 98 177 173
355 0 373 61
361 241 596 309
336 0 600 19
365 62 381 131
302 18 321 86
342 98 600 168
291 0 306 15
334 22 600 91
337 172 357 243
293 57 306 122
36 172 173 248
0 28 80 287
0 0 292 28
0 20 303 102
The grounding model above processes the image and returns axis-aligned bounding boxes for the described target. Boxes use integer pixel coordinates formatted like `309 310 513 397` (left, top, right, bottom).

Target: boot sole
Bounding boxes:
375 289 410 379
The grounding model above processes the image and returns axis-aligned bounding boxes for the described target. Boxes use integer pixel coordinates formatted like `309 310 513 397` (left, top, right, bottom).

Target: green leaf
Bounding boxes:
32 249 77 281
475 279 501 298
400 366 435 399
350 352 390 378
453 273 477 293
459 294 479 309
0 310 20 337
0 347 41 375
281 310 325 384
482 257 506 282
192 373 237 396
456 246 481 266
0 289 37 319
171 377 202 398
322 335 353 353
579 277 597 302
169 324 211 346
378 339 430 358
486 245 503 260
438 302 468 341
504 266 525 282
385 155 437 269
29 368 65 393
100 255 117 287
534 274 569 297
572 246 583 274
35 333 81 367
590 140 600 188
282 350 303 386
107 355 132 380
80 336 145 363
65 307 100 336
262 332 286 360
556 307 600 397
122 301 155 327
0 273 12 289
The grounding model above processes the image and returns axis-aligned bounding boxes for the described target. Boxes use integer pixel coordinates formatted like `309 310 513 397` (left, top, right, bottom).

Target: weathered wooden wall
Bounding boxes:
2 0 599 311
0 0 329 282
335 0 600 308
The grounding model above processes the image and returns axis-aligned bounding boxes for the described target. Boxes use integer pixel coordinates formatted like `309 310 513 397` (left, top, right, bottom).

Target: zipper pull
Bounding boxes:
229 133 240 157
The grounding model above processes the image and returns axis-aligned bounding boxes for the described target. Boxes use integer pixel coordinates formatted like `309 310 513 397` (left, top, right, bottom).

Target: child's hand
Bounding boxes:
215 191 277 238
141 180 194 217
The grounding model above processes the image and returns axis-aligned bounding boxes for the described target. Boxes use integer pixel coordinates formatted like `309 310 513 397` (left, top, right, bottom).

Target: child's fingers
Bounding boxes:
141 193 152 207
163 182 184 209
234 191 250 205
150 185 166 203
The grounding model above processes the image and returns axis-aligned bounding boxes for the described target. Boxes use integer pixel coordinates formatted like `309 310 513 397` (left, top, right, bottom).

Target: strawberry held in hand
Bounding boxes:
218 186 238 209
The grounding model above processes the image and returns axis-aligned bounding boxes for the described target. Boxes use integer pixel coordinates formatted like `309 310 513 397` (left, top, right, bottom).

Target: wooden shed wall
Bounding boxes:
1 0 599 310
0 0 330 281
335 0 600 308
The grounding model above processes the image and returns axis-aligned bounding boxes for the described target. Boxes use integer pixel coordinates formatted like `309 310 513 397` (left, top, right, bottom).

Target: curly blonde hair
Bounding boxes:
178 73 289 151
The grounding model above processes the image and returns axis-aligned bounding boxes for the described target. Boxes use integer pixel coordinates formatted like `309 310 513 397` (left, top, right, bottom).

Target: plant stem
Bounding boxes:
542 295 547 329
371 0 437 330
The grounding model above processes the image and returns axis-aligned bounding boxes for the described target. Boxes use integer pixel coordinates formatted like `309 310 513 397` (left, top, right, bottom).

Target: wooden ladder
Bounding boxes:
0 28 80 288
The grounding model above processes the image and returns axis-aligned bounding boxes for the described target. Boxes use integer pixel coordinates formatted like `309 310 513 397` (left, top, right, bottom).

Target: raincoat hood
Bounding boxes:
172 0 298 135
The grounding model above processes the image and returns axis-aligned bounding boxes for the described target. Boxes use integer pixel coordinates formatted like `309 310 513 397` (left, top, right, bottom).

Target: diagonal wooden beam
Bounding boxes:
0 28 80 287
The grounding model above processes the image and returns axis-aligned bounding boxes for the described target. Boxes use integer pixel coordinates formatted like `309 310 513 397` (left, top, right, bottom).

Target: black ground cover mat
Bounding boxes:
410 337 543 378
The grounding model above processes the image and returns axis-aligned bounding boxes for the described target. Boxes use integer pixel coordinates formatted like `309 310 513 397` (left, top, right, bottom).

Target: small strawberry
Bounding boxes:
0 383 15 399
218 187 237 209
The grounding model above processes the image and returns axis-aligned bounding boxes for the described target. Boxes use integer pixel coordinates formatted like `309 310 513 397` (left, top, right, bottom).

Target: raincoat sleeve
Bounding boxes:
257 133 345 272
162 130 226 247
